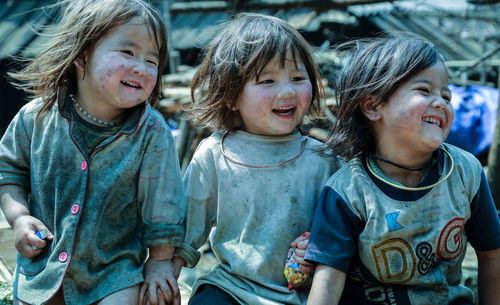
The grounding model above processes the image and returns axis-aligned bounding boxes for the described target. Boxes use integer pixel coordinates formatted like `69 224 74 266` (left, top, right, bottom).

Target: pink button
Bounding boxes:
59 252 68 262
81 161 88 170
71 204 80 214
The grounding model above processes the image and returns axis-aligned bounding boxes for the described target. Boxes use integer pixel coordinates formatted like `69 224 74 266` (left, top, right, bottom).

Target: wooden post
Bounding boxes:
487 65 500 210
161 0 178 74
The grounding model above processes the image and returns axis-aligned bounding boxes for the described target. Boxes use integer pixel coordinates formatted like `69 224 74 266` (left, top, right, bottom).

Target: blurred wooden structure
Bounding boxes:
0 222 14 283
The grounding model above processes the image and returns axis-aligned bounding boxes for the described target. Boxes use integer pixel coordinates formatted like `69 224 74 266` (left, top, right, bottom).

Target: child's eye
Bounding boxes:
257 79 274 85
292 76 307 81
147 59 159 66
417 87 430 94
442 95 451 104
121 50 133 56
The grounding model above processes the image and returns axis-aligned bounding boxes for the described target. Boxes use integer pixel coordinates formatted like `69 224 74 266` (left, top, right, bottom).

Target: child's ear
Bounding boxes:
227 102 239 111
73 54 86 71
360 95 381 121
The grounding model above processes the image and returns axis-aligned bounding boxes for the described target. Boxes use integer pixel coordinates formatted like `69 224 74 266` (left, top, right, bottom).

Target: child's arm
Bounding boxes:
139 245 180 305
476 248 500 305
0 184 53 258
173 256 185 277
307 264 346 305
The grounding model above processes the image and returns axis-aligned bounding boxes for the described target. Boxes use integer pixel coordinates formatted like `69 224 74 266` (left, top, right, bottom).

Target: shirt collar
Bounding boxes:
56 86 150 135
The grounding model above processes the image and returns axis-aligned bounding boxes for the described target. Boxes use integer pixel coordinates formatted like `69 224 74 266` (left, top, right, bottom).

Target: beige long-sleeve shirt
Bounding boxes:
177 130 343 305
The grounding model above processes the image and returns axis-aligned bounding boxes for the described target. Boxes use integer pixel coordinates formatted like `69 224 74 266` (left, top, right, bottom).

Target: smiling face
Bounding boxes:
74 18 159 122
370 60 454 157
234 51 313 136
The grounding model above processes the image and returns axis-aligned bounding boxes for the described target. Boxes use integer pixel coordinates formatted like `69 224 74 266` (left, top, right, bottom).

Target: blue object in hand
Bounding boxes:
33 230 47 250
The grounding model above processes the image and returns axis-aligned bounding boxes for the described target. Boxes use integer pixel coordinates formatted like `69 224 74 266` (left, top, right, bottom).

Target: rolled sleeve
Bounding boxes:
0 108 33 187
174 242 201 268
142 223 184 247
179 140 219 267
138 116 186 248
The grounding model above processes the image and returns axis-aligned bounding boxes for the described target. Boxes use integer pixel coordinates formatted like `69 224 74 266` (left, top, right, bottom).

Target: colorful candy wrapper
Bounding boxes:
284 232 310 290
33 230 47 250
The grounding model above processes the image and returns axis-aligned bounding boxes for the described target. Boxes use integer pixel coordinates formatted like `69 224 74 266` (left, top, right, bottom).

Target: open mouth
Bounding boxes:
121 80 142 89
272 106 295 116
422 115 444 128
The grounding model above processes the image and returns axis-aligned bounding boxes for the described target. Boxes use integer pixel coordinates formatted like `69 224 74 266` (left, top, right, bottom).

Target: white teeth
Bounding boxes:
122 81 140 88
273 106 294 116
423 117 442 128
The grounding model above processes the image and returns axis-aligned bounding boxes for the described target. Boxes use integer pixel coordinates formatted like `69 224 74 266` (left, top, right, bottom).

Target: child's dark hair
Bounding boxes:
9 0 168 116
325 34 444 160
187 12 324 131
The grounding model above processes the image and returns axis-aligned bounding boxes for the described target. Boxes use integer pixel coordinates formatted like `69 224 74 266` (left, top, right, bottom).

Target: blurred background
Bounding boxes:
0 0 499 302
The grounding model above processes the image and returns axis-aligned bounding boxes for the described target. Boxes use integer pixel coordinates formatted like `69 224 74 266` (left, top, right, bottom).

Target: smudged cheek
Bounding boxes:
392 116 416 131
93 63 128 87
95 72 116 92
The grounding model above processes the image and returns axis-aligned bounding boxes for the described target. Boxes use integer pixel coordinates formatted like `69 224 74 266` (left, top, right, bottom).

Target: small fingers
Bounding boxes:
293 248 306 264
17 243 38 259
295 238 309 251
158 287 166 305
290 232 310 248
166 276 179 298
299 263 316 274
30 233 47 251
173 292 181 305
139 283 148 305
290 236 303 248
158 282 173 304
147 283 159 305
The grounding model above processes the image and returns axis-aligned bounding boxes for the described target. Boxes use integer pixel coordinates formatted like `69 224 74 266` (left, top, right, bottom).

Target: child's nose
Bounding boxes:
276 83 296 99
132 60 147 76
431 96 449 109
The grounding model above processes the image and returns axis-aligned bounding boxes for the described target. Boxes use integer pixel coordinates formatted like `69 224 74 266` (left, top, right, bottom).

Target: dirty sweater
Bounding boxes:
177 130 343 305
0 87 185 305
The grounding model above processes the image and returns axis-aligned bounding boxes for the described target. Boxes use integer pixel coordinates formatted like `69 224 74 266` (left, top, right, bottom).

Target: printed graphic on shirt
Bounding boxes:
386 212 404 232
415 241 438 275
371 218 465 283
436 217 465 260
372 238 416 283
344 263 412 304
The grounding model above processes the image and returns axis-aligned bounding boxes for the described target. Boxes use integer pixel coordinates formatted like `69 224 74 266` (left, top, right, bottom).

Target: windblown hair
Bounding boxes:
9 0 168 116
325 34 444 160
187 12 324 131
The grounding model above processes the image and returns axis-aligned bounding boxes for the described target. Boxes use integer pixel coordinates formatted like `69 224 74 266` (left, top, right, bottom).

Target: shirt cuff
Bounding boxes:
142 223 184 248
0 173 29 188
174 242 201 268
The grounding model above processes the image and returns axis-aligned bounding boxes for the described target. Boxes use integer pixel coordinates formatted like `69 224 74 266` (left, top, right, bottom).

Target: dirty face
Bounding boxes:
234 51 313 136
75 18 159 121
372 60 453 156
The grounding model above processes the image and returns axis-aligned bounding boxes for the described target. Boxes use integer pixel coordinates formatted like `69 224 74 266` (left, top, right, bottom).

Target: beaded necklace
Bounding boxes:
70 93 119 127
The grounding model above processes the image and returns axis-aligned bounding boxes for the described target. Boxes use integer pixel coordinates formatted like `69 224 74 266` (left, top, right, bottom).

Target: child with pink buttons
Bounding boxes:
0 0 185 304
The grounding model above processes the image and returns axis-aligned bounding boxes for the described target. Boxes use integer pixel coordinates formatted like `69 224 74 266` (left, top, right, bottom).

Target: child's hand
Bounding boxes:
173 256 185 278
13 215 53 258
139 258 180 305
290 231 315 274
